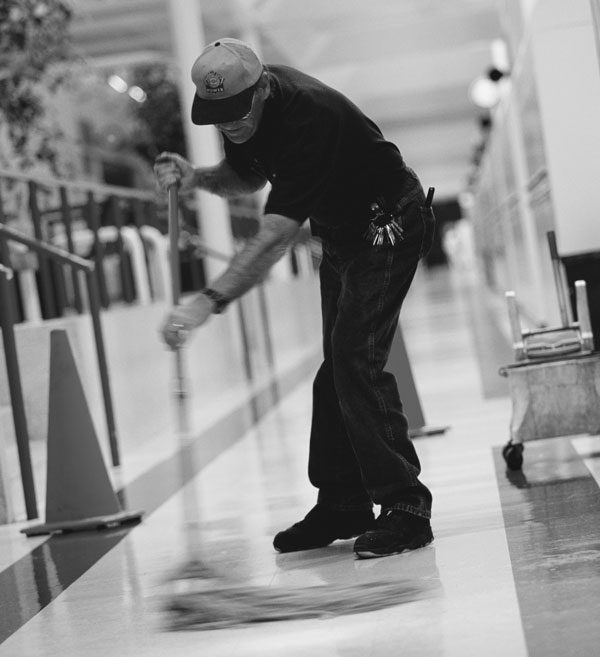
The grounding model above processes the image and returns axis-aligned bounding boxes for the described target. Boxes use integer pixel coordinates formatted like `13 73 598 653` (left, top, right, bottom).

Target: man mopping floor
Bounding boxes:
155 37 435 560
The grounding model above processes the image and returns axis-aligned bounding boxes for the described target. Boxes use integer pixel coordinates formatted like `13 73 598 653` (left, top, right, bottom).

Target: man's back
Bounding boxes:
224 64 420 233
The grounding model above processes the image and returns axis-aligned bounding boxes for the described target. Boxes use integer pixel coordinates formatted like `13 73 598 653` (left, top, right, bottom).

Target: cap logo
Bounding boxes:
204 71 224 94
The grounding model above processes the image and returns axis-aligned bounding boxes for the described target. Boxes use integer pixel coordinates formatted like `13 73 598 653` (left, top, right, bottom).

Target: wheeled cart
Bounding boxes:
499 353 600 470
500 231 598 470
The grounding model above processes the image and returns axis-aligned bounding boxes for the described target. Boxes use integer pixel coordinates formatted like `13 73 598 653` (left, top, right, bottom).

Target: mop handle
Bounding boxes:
166 182 189 353
166 182 190 435
168 183 181 307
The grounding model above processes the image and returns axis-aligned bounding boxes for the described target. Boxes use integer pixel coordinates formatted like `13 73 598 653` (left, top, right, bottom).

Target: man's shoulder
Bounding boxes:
266 64 323 87
265 64 348 121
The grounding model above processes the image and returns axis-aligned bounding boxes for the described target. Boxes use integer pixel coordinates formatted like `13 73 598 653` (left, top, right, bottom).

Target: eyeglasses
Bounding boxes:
238 93 256 121
217 91 256 127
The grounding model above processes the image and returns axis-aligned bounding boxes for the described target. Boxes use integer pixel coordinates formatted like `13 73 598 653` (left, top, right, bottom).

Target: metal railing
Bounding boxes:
0 167 319 521
0 223 119 519
0 262 37 519
0 167 320 322
0 168 166 320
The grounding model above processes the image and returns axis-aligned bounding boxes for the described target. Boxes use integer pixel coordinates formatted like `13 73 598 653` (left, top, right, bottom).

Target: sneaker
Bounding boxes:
353 509 433 559
273 504 376 553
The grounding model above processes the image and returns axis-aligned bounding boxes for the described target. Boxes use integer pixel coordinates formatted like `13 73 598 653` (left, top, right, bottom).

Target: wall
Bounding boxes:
470 0 600 327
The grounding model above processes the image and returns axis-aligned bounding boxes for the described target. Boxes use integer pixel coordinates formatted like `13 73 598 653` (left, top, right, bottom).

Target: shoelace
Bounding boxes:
373 508 401 529
375 509 431 535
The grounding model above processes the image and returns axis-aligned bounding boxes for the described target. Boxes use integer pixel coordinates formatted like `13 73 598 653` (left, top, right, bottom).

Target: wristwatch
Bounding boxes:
201 287 230 314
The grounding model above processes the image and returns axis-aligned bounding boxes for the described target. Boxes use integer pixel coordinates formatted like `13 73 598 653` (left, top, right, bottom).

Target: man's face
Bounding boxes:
215 91 262 144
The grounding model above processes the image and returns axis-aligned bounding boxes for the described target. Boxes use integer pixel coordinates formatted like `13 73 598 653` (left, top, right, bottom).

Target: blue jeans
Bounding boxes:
308 192 435 519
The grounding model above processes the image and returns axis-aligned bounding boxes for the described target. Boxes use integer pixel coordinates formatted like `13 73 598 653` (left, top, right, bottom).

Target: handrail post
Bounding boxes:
0 263 38 519
28 181 57 319
257 283 279 401
145 200 159 229
85 268 121 467
85 192 109 308
110 196 135 303
192 240 256 384
235 300 254 383
0 194 20 323
132 198 145 230
59 186 84 313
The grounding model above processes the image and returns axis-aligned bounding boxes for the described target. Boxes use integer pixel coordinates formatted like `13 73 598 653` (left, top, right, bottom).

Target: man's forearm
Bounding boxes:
194 161 265 197
179 214 299 325
207 235 289 302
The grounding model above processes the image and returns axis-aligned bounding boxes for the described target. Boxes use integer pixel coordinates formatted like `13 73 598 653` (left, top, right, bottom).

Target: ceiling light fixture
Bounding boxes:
128 86 147 103
469 76 500 109
108 75 128 94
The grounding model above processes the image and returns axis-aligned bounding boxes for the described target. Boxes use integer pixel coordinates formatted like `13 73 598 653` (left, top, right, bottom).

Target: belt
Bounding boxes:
314 186 425 246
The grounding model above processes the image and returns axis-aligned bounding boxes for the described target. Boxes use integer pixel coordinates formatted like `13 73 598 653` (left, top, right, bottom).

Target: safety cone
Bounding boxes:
21 329 143 536
389 324 449 438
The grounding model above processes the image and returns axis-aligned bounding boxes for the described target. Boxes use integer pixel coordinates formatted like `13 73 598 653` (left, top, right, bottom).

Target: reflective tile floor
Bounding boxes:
2 265 600 656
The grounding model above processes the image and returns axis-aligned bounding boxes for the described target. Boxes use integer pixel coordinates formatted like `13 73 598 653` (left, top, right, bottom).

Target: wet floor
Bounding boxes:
1 265 599 656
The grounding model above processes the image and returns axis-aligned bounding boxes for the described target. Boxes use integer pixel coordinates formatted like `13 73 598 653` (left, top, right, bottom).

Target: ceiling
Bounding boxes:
70 0 505 200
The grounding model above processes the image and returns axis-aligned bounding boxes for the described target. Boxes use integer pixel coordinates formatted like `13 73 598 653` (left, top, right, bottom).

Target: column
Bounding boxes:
166 0 234 279
591 0 600 69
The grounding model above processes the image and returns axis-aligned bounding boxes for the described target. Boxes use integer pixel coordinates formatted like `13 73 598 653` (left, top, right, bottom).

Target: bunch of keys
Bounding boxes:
364 197 404 246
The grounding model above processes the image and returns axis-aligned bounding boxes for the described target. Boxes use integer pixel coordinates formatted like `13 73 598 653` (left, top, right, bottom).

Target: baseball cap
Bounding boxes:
191 38 263 125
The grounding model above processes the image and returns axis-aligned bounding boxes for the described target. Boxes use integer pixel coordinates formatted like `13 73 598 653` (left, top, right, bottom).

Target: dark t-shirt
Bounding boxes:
223 65 421 235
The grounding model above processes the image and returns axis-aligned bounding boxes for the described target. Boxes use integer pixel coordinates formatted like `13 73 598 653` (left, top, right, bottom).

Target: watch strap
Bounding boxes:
201 288 229 314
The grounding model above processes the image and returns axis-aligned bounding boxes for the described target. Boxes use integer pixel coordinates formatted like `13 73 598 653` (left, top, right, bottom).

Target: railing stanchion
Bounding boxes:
0 264 38 519
111 196 135 303
60 186 84 313
257 283 278 401
0 196 20 323
85 268 121 467
146 200 159 230
29 181 57 319
132 198 144 230
86 192 109 308
235 300 254 383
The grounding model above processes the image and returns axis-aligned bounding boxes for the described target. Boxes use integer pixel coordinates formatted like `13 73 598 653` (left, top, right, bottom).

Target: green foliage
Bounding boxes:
129 63 188 165
0 0 74 171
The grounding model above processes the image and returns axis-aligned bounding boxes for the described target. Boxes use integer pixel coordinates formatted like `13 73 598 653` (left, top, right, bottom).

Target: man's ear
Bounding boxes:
256 71 271 100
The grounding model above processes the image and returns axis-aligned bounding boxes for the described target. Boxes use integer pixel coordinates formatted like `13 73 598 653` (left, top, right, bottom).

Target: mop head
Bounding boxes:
164 559 435 631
